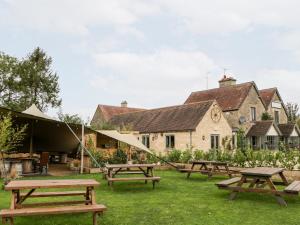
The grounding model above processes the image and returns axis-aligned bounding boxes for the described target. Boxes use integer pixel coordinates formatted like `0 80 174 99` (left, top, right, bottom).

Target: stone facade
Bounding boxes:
133 103 232 153
266 92 288 124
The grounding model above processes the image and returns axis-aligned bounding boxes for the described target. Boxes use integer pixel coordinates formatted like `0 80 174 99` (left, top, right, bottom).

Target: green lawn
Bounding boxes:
1 170 300 225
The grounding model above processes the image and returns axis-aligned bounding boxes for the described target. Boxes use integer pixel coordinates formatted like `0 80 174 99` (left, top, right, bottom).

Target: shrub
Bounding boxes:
180 149 193 163
193 149 205 160
167 149 182 163
108 149 128 164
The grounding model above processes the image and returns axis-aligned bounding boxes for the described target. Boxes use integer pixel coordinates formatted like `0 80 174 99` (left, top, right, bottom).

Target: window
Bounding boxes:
250 107 256 121
274 111 279 124
251 136 257 149
142 135 150 148
232 134 236 148
267 136 276 149
166 135 175 148
211 135 219 149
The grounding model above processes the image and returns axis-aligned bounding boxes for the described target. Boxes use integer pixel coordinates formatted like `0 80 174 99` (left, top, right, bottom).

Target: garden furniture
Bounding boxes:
180 160 234 178
0 179 106 225
216 167 299 206
105 164 160 189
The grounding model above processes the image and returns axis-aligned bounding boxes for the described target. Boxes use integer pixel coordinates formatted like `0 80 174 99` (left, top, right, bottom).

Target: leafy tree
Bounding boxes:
0 47 62 112
57 109 83 125
261 112 273 120
286 102 299 122
0 52 20 108
297 119 300 128
0 114 27 183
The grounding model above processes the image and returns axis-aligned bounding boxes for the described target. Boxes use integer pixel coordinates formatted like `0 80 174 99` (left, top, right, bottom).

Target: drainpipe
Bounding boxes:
189 131 192 150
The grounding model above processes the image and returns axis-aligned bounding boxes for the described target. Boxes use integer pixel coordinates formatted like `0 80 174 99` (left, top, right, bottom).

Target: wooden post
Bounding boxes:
80 123 84 174
29 122 34 158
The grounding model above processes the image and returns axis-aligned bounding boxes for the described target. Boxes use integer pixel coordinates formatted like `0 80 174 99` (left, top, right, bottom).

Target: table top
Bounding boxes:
240 167 284 177
5 179 100 190
105 164 156 169
191 160 226 165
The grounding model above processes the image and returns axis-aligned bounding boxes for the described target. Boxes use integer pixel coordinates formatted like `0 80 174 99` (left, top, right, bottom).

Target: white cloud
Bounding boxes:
91 49 217 107
157 0 300 35
0 0 159 35
254 69 300 103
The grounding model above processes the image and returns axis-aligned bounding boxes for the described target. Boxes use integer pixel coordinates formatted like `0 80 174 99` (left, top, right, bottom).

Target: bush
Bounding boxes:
180 149 193 163
108 149 128 164
193 150 205 160
167 149 182 163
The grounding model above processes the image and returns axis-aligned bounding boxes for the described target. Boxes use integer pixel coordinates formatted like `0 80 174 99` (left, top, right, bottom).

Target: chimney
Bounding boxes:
121 100 128 108
219 75 237 87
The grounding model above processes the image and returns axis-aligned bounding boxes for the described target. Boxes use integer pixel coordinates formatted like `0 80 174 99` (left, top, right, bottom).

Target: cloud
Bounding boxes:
91 49 217 107
0 0 159 35
157 0 300 35
254 69 300 103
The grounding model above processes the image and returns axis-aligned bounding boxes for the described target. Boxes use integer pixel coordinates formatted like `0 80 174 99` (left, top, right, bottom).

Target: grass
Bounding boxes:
1 170 300 225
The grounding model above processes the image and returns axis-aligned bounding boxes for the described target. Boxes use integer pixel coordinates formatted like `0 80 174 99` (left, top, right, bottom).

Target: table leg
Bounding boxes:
279 172 289 186
187 163 195 178
10 191 17 209
90 187 96 205
225 164 232 178
229 176 246 200
86 187 91 205
265 177 287 206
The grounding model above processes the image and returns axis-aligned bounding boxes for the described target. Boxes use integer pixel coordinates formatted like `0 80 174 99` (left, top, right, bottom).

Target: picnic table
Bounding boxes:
105 164 161 189
216 167 300 206
179 160 234 178
0 179 106 225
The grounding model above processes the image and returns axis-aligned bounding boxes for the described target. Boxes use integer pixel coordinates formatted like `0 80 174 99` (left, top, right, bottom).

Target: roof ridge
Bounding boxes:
189 81 254 94
114 100 215 117
98 104 144 110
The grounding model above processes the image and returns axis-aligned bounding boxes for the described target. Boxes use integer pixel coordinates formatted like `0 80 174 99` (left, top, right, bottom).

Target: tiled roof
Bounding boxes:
278 123 299 137
98 105 144 121
259 88 277 108
246 121 281 137
184 82 254 111
109 100 215 133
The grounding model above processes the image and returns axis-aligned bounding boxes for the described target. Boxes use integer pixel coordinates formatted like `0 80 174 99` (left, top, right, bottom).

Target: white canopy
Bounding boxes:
96 130 153 154
22 104 55 120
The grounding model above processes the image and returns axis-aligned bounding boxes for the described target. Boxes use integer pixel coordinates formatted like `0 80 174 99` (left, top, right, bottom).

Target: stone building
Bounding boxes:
90 101 144 128
109 100 232 153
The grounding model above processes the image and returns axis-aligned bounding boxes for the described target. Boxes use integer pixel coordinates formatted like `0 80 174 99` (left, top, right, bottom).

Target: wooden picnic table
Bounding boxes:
105 164 160 189
179 160 234 178
1 179 106 225
216 167 295 206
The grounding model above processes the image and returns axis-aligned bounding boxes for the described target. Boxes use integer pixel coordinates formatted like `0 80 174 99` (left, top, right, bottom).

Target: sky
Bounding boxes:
0 0 299 121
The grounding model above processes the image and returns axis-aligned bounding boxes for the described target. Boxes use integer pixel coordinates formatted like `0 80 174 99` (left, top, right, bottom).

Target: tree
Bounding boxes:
0 114 27 183
0 47 62 112
0 52 20 108
57 109 83 124
286 102 299 122
261 112 273 120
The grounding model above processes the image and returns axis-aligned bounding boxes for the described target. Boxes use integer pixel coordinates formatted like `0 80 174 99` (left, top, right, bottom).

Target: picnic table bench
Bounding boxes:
105 164 161 189
0 179 107 225
179 160 235 179
215 167 300 206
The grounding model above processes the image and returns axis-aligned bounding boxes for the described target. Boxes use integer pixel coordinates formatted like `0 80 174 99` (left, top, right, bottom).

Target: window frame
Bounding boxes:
250 107 256 122
142 135 150 148
165 135 175 149
210 134 220 149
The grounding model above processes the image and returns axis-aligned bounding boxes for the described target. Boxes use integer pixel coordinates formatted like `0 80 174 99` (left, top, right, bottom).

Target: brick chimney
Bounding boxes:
121 100 128 108
219 75 237 87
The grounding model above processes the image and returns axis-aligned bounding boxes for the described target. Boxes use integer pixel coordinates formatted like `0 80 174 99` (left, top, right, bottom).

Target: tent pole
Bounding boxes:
29 122 33 157
80 123 84 174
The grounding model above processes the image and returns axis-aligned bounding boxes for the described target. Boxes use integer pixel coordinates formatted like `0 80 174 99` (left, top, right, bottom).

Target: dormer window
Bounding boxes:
251 107 256 122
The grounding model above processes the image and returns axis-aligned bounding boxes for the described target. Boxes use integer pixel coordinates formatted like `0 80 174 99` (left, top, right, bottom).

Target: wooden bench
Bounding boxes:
0 204 107 225
284 181 300 195
107 176 161 189
216 177 241 188
20 191 87 198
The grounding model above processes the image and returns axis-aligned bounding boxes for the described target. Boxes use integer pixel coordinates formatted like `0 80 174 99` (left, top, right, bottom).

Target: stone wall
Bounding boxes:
133 103 232 154
266 92 288 124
